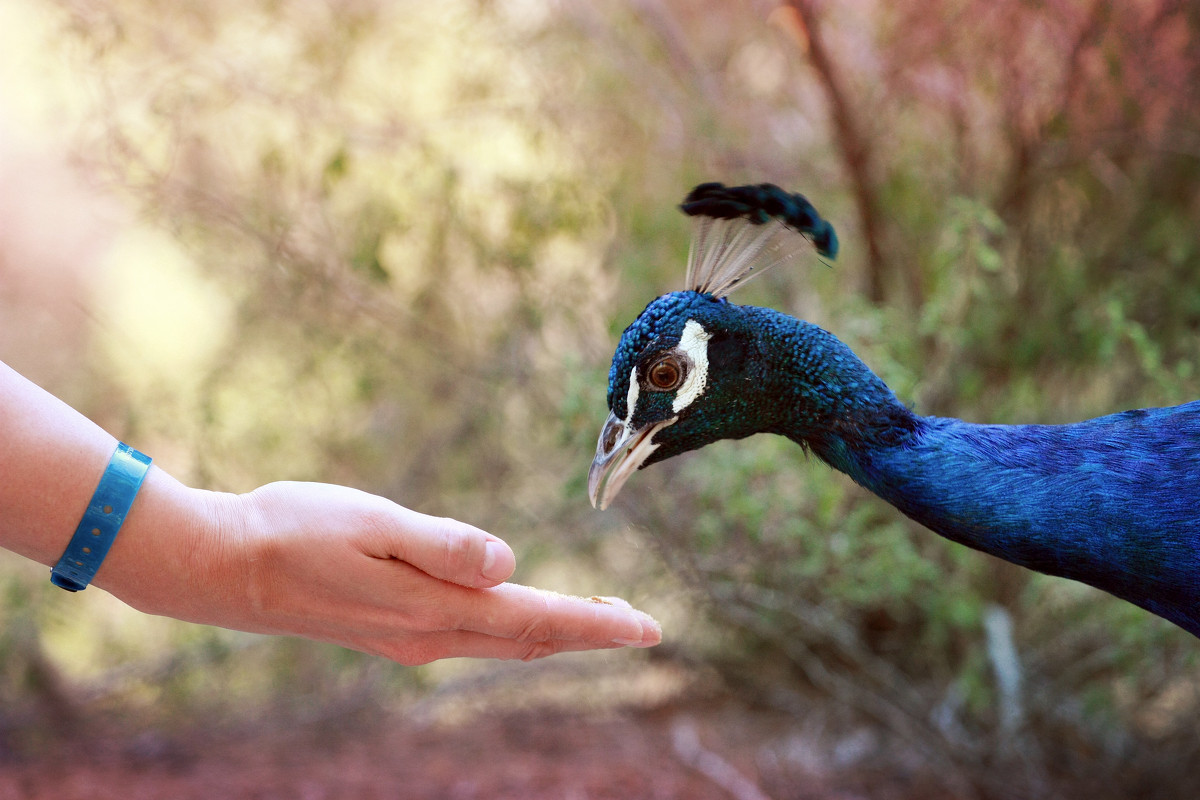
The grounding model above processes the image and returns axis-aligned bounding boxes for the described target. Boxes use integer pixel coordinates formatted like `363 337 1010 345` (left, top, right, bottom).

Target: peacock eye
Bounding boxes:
646 355 685 391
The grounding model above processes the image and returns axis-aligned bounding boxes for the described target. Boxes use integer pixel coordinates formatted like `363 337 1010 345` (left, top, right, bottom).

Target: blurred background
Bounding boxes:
1 1 1198 798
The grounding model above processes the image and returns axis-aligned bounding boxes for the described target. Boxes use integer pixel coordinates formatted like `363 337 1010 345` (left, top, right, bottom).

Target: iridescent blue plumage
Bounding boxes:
590 182 1200 638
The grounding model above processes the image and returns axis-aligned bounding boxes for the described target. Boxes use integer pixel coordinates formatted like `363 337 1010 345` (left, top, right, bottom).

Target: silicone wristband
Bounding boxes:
51 443 153 592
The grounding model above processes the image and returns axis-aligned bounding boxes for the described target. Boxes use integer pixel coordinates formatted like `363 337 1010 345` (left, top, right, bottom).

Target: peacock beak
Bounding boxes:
588 411 676 510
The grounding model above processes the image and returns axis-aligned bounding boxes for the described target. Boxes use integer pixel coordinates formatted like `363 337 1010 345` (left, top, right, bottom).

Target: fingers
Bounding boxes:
325 558 661 652
286 558 661 665
448 582 661 648
357 503 516 588
365 630 633 666
346 597 660 666
345 560 661 651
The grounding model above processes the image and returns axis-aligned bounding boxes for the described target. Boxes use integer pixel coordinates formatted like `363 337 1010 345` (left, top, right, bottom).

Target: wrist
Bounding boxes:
91 467 244 621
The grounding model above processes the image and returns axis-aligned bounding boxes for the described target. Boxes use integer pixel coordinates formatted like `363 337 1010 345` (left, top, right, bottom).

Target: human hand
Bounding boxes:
100 477 661 664
0 361 659 663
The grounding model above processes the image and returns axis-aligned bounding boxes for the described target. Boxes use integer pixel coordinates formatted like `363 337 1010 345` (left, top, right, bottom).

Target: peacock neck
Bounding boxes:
764 319 1200 633
754 314 922 459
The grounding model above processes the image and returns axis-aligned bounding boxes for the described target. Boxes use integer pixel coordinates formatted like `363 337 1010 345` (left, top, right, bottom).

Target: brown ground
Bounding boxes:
1 640 1193 799
0 649 975 800
0 703 948 800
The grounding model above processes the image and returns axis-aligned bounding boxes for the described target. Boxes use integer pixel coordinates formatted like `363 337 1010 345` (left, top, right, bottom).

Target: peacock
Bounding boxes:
588 182 1200 638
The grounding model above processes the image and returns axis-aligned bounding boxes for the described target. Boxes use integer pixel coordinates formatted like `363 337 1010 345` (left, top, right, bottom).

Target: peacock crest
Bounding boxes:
680 182 838 298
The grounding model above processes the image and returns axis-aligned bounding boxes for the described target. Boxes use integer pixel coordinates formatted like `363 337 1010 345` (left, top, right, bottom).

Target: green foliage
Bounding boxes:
6 0 1200 793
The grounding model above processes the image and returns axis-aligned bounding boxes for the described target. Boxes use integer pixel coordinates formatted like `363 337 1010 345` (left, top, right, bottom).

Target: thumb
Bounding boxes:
379 507 516 588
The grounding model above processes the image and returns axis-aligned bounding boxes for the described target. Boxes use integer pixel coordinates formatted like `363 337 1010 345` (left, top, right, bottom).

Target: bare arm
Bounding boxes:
0 361 660 664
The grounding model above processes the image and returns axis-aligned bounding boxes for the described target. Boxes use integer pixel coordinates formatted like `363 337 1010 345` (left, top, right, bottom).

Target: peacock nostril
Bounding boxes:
602 420 622 453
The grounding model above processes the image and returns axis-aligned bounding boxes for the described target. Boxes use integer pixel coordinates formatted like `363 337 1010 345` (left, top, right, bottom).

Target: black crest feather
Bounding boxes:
679 182 838 298
681 182 838 258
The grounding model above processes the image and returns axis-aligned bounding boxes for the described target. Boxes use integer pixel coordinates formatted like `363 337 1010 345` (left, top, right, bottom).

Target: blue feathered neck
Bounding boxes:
762 312 1200 636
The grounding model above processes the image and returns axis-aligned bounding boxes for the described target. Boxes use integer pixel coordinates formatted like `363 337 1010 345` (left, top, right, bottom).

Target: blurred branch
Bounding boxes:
781 0 900 305
6 619 80 735
707 583 987 799
982 604 1024 736
998 0 1111 231
629 0 726 113
671 717 775 800
629 497 990 797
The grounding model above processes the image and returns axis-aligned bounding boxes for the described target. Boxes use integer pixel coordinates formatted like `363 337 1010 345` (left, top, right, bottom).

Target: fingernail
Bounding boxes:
481 541 513 582
612 613 661 647
636 614 662 647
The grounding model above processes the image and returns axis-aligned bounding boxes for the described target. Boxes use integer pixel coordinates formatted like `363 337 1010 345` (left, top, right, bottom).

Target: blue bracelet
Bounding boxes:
51 443 153 592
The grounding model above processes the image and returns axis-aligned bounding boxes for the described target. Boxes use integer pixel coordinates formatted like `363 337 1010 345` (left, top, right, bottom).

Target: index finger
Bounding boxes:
449 582 662 648
355 503 516 588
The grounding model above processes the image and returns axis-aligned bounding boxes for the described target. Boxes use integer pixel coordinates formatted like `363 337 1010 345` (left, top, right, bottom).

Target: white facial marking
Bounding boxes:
672 320 711 413
623 365 640 425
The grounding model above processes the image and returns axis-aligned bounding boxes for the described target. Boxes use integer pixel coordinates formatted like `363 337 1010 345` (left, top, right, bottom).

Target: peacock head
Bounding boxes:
588 182 838 509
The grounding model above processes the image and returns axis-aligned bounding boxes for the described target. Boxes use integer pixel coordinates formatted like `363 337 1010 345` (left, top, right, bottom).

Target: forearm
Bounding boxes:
1 360 129 566
0 360 222 613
